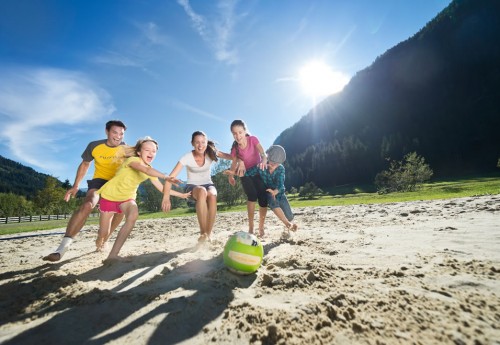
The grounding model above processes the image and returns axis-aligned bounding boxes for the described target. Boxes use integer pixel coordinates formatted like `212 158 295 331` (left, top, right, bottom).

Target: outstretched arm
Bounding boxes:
151 179 191 199
128 160 181 185
64 160 91 202
162 161 184 212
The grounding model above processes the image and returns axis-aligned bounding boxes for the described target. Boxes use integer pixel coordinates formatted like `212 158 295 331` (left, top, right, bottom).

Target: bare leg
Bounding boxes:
193 187 209 241
104 213 125 242
258 206 267 237
272 207 297 230
65 189 99 237
96 212 114 251
43 189 99 262
247 201 256 234
105 201 138 261
206 192 217 240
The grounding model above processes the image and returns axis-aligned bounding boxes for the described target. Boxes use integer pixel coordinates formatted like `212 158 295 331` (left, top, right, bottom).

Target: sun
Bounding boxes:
298 60 350 99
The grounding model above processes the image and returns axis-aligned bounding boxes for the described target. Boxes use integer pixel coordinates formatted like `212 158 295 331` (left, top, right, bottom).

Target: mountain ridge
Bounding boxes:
275 0 500 188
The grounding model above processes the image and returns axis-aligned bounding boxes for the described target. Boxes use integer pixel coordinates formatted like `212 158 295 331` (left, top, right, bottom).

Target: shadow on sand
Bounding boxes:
1 244 257 345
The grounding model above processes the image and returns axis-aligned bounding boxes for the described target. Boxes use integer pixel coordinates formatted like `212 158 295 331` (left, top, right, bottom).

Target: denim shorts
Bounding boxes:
267 193 294 221
185 183 217 199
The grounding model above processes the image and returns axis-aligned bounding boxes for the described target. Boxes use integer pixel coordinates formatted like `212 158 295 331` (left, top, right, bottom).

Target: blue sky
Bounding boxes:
0 0 451 183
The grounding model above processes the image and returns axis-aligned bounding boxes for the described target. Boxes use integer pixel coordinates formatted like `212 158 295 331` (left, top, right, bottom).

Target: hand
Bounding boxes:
181 191 192 199
236 160 246 177
259 157 268 170
228 175 236 186
223 170 236 176
64 186 79 202
161 198 172 212
266 188 277 199
165 176 181 186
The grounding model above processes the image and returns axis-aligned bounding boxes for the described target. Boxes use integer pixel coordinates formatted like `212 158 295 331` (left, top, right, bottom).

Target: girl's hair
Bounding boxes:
191 131 218 162
116 136 159 164
230 119 250 159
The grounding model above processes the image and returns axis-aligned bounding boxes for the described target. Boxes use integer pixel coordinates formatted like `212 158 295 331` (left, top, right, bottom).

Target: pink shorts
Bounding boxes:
99 197 134 213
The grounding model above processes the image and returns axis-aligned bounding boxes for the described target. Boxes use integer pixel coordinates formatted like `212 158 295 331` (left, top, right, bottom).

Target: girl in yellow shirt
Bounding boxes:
97 137 189 264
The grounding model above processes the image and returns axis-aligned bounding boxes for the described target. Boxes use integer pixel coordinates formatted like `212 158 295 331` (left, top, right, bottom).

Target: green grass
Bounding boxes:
1 175 499 236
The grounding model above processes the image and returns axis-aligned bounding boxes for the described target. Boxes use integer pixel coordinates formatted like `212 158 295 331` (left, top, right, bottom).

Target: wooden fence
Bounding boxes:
0 213 100 224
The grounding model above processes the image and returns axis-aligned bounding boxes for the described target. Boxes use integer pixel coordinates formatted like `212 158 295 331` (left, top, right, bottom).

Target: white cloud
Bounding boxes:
171 99 225 122
178 0 239 65
0 67 115 173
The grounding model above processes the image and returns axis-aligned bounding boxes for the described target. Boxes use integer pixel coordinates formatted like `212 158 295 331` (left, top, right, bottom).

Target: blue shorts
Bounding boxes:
267 193 294 221
185 184 217 198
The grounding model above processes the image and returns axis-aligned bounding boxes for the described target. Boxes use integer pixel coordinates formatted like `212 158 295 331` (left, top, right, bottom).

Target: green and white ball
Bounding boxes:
223 231 264 275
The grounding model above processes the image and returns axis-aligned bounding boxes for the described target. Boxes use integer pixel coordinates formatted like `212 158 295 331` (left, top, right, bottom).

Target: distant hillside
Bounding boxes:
0 155 65 198
276 0 500 188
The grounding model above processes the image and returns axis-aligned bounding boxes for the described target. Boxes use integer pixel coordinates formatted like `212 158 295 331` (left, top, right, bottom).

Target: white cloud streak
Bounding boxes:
177 0 239 65
0 67 115 174
171 100 225 122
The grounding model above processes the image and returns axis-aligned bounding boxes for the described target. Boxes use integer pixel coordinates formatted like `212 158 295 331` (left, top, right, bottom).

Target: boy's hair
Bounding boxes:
266 145 286 164
191 131 218 162
106 120 127 131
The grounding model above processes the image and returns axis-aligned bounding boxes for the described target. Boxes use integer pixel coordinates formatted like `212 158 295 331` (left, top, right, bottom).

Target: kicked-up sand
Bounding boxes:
0 195 499 344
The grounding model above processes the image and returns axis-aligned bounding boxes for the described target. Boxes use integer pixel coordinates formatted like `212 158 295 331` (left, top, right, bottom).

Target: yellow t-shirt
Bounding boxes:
81 140 125 181
97 157 158 201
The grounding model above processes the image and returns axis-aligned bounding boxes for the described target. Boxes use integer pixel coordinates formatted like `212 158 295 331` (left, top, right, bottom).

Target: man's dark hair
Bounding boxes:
106 120 127 131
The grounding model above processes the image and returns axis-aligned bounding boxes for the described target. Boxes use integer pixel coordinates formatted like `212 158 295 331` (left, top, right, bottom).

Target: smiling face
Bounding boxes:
105 125 125 147
191 134 208 155
231 125 247 145
137 141 158 165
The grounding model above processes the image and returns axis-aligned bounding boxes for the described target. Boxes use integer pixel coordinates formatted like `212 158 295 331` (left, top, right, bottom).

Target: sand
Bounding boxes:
0 195 499 345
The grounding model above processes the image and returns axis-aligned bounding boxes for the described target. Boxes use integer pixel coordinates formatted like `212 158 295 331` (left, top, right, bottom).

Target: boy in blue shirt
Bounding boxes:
259 145 298 235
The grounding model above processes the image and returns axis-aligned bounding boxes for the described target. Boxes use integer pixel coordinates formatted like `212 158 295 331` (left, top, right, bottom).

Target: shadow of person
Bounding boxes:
0 247 194 328
2 251 257 345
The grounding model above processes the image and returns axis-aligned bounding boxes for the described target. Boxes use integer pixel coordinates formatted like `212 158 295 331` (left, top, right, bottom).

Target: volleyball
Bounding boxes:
223 231 264 275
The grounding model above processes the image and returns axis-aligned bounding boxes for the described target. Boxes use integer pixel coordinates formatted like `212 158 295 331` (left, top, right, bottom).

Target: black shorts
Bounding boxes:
240 174 267 207
87 178 108 190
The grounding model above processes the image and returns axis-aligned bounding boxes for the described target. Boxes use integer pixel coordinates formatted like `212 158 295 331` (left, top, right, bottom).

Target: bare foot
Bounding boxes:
42 253 61 262
198 234 208 243
102 256 132 266
95 237 105 252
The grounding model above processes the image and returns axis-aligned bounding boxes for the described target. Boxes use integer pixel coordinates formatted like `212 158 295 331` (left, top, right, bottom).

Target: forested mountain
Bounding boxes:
0 155 65 198
276 0 500 189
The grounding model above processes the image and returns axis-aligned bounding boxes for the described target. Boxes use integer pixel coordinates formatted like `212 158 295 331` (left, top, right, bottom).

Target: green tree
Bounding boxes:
138 179 188 212
298 182 323 199
0 193 34 217
375 152 433 194
137 180 163 212
211 159 245 208
33 176 68 214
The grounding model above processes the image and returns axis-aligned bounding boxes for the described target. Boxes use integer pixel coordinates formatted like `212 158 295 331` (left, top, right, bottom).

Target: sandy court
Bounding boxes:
0 195 499 344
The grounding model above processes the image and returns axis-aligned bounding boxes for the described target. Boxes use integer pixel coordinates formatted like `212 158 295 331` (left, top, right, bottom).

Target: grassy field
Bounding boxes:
1 175 499 236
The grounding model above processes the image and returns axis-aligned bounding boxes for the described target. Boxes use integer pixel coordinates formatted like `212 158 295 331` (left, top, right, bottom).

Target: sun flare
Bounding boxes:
298 60 350 98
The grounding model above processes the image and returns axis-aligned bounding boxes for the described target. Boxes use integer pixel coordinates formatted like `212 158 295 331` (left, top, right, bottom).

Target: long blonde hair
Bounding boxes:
114 136 159 164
